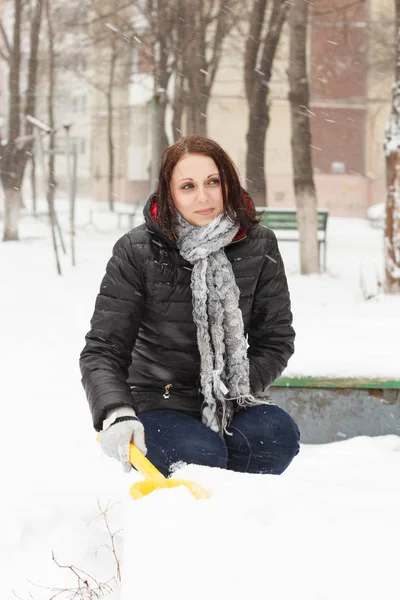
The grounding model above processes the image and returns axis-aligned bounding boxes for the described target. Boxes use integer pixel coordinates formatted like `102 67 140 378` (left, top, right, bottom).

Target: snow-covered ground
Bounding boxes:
2 197 399 599
285 217 400 380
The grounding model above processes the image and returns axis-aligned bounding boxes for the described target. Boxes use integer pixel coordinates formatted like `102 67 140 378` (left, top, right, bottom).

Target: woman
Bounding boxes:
80 134 300 477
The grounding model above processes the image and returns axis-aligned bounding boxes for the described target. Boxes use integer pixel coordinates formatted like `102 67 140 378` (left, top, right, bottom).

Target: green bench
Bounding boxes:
273 376 400 390
257 208 329 271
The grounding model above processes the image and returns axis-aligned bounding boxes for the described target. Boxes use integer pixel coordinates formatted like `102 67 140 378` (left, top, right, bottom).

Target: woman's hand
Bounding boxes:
99 407 147 472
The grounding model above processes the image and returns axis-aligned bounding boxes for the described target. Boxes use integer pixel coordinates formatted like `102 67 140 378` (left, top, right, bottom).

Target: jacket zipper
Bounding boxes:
163 383 173 399
228 234 247 246
133 382 201 400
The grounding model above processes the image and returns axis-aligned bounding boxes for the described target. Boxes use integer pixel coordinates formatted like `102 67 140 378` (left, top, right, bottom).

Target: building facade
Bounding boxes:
90 0 394 217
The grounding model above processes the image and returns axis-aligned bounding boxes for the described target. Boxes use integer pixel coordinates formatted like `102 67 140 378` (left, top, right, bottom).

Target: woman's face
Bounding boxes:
170 153 224 227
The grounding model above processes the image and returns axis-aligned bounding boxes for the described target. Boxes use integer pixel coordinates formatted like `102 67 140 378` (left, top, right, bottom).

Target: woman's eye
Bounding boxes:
181 179 219 190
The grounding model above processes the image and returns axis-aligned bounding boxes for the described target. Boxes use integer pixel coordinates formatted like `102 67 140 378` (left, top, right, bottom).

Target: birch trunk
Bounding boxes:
384 149 400 293
288 0 319 274
3 188 20 241
1 0 42 241
1 0 22 241
384 0 400 293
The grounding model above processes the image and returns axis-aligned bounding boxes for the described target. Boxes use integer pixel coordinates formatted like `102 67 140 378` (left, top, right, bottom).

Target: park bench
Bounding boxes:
257 207 329 271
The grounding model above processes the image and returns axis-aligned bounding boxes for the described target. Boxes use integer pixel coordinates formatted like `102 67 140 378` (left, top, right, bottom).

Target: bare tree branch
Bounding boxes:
65 0 137 27
244 0 267 103
0 47 9 63
0 22 11 57
261 0 288 82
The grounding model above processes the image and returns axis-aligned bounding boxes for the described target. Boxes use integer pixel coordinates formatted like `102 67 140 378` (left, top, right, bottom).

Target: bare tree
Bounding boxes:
384 0 400 294
171 0 187 142
182 0 241 136
106 30 118 211
144 0 241 144
244 0 288 205
288 0 319 274
147 0 175 150
87 0 136 210
0 19 11 63
44 0 62 275
0 0 43 241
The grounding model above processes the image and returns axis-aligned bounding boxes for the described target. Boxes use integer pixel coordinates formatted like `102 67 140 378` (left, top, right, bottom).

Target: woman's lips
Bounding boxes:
195 208 214 216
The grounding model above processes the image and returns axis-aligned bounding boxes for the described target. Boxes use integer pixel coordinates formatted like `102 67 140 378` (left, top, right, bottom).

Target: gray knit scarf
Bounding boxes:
176 212 270 436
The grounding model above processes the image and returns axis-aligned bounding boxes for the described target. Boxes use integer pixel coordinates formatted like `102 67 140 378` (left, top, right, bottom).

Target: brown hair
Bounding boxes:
155 134 260 240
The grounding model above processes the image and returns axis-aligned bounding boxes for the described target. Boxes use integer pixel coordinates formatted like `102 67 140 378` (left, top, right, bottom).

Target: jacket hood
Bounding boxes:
143 193 177 246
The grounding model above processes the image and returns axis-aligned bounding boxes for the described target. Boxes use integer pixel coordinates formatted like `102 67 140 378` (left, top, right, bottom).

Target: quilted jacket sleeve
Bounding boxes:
247 230 295 394
80 235 145 431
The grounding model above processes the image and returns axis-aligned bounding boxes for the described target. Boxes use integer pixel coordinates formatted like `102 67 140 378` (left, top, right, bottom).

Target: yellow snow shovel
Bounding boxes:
97 436 210 500
127 443 210 500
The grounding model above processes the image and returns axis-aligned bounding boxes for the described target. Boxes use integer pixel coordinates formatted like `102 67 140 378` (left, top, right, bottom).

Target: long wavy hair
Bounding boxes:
154 134 260 240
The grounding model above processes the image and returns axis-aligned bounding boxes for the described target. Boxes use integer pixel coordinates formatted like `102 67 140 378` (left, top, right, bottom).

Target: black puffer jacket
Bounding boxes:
80 196 295 431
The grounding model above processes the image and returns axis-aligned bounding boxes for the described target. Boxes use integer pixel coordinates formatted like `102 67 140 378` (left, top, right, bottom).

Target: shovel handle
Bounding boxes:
96 434 166 483
129 443 166 483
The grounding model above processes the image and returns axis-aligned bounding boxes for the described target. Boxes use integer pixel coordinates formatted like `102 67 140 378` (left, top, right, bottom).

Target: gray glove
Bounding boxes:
99 406 147 473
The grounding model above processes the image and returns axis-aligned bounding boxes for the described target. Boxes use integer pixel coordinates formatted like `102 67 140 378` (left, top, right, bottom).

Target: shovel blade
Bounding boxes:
130 478 210 500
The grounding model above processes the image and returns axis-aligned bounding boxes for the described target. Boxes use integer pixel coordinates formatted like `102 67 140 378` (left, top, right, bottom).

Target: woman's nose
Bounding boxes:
196 186 208 203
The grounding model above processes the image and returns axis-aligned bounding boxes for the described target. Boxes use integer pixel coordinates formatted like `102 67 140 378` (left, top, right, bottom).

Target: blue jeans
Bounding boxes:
140 404 300 477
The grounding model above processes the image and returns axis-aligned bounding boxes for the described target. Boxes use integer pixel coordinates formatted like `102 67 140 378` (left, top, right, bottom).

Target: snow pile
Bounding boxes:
122 436 400 600
1 198 399 599
7 435 400 600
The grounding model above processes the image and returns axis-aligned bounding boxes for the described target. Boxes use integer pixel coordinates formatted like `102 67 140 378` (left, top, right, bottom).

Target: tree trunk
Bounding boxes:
289 0 319 274
244 0 288 205
384 0 400 293
31 154 37 215
107 43 117 212
384 150 400 293
3 187 20 241
46 0 56 206
171 0 186 141
1 0 22 240
172 68 185 141
1 0 42 241
45 0 62 275
155 1 171 150
245 96 270 204
158 88 170 150
185 2 207 136
8 0 22 141
186 93 208 136
153 0 237 142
